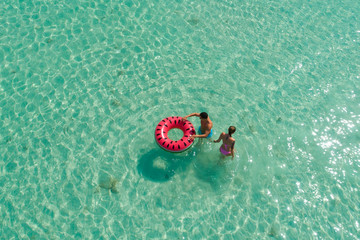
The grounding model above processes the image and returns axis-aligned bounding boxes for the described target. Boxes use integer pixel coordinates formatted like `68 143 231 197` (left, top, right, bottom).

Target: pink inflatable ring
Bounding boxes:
155 116 196 152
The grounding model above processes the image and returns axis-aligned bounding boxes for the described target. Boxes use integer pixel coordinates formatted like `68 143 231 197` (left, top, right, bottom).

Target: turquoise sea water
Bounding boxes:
1 0 359 239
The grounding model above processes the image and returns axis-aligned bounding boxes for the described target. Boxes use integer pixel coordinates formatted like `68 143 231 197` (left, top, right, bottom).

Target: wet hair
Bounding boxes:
228 126 236 137
200 112 208 119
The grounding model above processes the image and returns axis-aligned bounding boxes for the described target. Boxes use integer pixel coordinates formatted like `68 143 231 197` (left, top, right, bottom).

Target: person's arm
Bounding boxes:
182 113 200 121
213 132 225 143
191 129 210 140
231 141 236 159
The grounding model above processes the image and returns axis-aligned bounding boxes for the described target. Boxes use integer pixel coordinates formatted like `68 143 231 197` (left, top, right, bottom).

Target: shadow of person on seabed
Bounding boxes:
137 148 194 182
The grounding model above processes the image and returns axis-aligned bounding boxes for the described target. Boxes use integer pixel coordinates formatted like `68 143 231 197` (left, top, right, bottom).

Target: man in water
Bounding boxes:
182 112 213 140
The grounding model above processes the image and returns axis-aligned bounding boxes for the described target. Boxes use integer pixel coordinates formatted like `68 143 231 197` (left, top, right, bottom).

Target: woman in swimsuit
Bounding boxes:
213 126 236 159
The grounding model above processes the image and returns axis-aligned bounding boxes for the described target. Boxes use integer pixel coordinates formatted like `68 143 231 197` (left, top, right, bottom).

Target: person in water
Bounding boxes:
182 112 213 140
213 126 236 159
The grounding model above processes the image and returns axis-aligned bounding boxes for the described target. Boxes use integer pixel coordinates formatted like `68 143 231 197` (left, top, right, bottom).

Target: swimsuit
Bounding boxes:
198 126 213 138
220 135 234 155
220 144 231 155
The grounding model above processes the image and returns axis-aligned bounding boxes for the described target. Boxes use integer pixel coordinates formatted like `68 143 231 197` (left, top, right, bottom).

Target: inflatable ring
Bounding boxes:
155 116 196 152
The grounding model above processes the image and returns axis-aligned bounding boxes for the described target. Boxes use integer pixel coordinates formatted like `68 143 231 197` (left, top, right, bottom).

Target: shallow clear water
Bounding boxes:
1 0 359 239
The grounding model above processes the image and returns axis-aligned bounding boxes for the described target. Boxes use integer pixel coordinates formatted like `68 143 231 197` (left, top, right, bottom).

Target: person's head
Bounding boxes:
228 126 236 137
200 112 208 119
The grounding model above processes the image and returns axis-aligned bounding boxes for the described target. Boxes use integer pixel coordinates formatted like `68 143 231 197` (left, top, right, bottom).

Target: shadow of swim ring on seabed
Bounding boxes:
137 148 192 182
